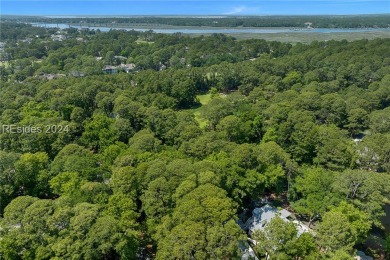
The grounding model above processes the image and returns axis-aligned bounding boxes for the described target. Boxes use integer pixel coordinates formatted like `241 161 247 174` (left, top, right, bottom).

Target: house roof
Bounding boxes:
252 204 279 224
246 204 312 238
280 209 292 219
245 204 295 234
114 55 127 60
120 63 136 70
292 220 311 237
102 65 117 70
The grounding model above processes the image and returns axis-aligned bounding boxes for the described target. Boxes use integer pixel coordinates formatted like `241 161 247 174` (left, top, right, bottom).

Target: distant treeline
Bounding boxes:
0 22 57 41
3 14 390 28
1 21 390 259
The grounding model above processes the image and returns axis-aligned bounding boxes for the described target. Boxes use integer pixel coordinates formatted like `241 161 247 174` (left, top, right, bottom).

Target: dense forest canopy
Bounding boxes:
0 21 390 259
3 14 390 28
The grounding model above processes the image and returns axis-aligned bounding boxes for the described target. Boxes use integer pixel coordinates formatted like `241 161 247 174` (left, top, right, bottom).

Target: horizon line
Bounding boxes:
2 13 390 17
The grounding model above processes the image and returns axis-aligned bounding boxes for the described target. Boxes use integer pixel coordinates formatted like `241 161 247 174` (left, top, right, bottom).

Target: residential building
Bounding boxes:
102 65 118 74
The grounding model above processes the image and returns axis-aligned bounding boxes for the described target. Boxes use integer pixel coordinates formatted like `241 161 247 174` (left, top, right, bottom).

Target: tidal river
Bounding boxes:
31 22 390 34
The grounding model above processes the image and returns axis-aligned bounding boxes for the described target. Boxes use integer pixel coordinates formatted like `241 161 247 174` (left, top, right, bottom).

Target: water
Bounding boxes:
31 23 390 34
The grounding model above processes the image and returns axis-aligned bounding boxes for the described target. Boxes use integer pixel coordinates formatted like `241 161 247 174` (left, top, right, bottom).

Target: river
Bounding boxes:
31 22 390 35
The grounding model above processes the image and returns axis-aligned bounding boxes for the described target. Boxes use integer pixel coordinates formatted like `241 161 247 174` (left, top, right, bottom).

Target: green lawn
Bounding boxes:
197 93 212 106
193 110 208 129
189 93 211 128
135 39 154 44
189 93 227 129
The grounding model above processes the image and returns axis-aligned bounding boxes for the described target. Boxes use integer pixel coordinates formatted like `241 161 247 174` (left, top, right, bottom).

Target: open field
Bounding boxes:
189 93 229 128
193 110 207 128
197 93 212 105
190 93 212 128
135 39 154 44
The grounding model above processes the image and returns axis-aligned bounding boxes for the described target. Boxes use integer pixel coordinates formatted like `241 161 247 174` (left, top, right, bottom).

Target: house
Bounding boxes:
304 22 313 29
50 31 67 42
292 220 311 237
159 64 167 71
239 204 311 260
120 63 136 73
51 34 66 41
69 71 85 77
114 55 127 61
102 65 118 74
102 63 137 74
244 204 310 236
37 73 66 80
244 204 290 235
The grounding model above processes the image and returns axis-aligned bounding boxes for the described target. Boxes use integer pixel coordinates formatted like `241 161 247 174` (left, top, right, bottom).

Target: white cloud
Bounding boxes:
225 6 246 14
224 5 261 15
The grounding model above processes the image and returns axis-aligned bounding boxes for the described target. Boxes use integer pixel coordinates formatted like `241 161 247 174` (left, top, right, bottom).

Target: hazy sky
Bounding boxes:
1 1 389 15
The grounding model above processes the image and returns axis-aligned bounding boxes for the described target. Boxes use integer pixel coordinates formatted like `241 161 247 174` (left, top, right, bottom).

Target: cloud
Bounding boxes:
224 5 261 15
224 6 246 14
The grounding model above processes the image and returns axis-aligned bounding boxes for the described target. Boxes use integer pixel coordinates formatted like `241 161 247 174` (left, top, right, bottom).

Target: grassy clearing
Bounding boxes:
189 93 211 128
197 93 212 106
193 110 208 129
189 93 227 129
135 39 154 44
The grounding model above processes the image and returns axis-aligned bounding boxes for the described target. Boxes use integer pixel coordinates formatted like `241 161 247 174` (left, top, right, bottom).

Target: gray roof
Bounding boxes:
103 65 117 69
120 63 136 71
114 55 127 60
280 209 292 219
253 204 278 223
243 204 312 253
245 204 293 234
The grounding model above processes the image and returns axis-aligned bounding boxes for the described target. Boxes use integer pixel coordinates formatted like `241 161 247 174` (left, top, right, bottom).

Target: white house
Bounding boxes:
244 204 310 236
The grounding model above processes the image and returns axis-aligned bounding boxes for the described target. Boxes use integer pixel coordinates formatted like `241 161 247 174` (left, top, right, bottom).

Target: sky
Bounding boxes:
1 1 389 16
